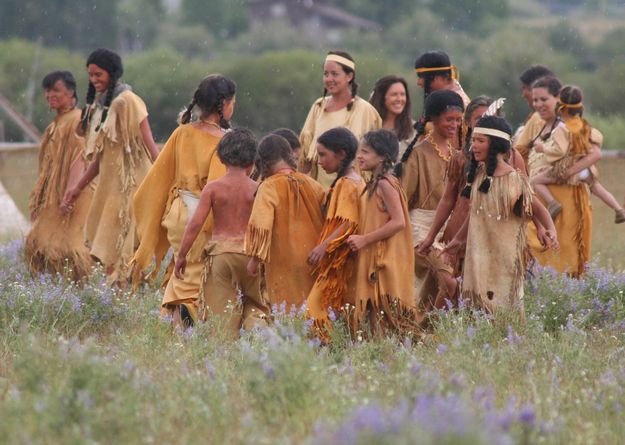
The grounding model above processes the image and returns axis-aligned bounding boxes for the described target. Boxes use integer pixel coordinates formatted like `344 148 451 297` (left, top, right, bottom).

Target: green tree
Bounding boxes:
429 0 509 33
179 0 249 38
0 0 120 51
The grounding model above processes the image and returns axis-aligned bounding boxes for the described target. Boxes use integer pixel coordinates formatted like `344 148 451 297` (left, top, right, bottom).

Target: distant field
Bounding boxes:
1 149 624 270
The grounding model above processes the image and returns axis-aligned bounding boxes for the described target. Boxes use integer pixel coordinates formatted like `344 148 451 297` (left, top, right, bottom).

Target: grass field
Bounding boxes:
0 240 624 444
2 150 623 269
1 151 624 444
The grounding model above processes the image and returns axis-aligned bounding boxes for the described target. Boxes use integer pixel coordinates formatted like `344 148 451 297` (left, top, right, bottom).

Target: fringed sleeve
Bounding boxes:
314 178 363 311
29 110 84 216
131 127 180 276
244 180 279 262
399 147 419 209
518 173 534 219
299 98 323 163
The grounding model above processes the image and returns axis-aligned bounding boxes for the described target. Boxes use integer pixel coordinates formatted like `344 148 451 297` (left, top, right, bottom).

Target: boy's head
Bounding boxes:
257 134 297 177
519 64 554 108
414 50 454 93
271 128 301 162
217 128 257 168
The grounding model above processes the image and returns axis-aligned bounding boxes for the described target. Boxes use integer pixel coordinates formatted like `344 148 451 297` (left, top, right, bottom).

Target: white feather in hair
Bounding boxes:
483 97 506 117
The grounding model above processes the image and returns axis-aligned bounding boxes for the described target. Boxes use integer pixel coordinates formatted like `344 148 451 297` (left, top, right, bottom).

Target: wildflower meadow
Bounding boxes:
1 238 625 444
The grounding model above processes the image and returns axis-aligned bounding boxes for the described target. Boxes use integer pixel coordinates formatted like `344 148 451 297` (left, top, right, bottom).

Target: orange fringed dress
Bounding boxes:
353 176 417 334
527 116 594 277
132 124 225 317
244 171 325 309
307 176 365 331
24 109 93 280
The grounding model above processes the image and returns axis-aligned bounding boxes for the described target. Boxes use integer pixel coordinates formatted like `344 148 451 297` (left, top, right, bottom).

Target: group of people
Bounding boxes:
24 47 625 338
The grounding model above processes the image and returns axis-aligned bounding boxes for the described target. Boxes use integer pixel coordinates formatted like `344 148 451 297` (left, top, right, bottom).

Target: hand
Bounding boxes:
545 230 559 252
441 238 464 257
347 234 368 252
533 141 544 153
308 243 327 266
416 235 434 256
60 187 80 215
174 256 187 280
247 257 259 277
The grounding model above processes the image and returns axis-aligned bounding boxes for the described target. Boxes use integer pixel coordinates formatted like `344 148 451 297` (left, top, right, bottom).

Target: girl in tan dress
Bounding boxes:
132 75 236 327
25 71 93 281
396 90 464 318
445 116 558 317
306 127 365 338
347 129 417 336
299 51 381 188
61 48 159 285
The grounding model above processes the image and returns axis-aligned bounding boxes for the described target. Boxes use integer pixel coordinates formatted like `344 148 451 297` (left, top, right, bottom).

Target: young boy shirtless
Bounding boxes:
174 128 269 336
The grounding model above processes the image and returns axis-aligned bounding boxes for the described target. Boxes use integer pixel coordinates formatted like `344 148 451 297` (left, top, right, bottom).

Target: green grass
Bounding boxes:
1 239 625 444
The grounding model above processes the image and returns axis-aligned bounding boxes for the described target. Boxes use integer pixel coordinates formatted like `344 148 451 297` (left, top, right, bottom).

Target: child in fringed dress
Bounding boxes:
445 116 559 318
306 127 365 338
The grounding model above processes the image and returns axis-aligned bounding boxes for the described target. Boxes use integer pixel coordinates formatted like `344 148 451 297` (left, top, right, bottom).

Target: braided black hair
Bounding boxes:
319 50 358 111
394 89 464 177
179 74 237 127
362 129 399 196
317 127 359 190
461 116 512 197
81 48 124 132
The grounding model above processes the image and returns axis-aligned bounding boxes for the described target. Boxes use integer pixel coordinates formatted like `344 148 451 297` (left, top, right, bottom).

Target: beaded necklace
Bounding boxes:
425 131 452 162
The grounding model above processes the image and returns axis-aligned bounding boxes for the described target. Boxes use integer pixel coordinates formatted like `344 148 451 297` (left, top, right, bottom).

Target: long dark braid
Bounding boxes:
215 94 230 129
179 98 196 125
95 76 119 132
80 83 96 131
461 152 479 198
362 129 399 197
478 143 498 193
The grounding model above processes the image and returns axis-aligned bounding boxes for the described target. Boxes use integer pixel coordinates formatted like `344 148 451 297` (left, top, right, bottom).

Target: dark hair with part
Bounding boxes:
559 85 584 117
362 129 399 196
217 128 257 168
531 76 562 97
520 64 554 87
271 128 301 150
394 89 464 177
42 70 78 103
81 48 124 132
317 127 358 189
179 74 236 128
320 50 358 111
462 115 512 198
257 134 297 177
369 75 413 141
463 95 493 154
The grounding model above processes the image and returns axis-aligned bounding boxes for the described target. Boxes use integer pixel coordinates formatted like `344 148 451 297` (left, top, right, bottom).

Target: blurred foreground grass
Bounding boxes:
0 239 625 444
